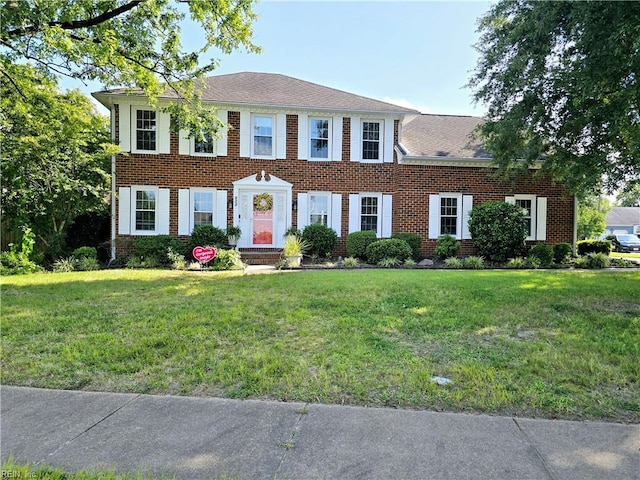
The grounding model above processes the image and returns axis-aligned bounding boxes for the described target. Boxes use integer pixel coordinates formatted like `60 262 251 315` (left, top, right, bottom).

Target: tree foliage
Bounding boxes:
577 195 610 239
1 64 115 258
0 0 260 136
469 0 640 195
616 184 640 207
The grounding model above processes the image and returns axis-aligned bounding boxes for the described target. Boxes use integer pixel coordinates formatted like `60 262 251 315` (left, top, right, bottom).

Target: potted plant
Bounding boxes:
282 234 309 267
226 225 242 248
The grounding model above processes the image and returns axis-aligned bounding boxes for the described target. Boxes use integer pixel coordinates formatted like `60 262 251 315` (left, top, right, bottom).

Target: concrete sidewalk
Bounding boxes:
1 386 638 480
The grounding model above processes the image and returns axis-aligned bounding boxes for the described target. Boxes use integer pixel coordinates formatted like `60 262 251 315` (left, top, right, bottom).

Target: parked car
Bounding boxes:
607 234 640 253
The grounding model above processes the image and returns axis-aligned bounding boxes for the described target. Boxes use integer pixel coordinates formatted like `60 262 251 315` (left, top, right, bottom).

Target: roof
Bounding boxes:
606 207 640 226
401 114 491 159
94 72 418 114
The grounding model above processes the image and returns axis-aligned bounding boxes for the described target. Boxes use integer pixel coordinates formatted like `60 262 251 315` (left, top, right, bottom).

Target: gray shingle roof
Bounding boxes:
401 114 491 159
95 72 418 114
606 207 640 226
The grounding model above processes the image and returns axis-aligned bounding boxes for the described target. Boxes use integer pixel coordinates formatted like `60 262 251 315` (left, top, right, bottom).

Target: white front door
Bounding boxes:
237 189 290 248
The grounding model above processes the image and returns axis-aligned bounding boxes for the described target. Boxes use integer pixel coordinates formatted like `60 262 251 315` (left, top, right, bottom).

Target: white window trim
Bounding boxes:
132 108 158 154
360 119 384 163
131 186 160 235
428 193 473 240
251 113 276 160
439 193 463 239
307 191 332 226
308 117 332 161
512 194 537 241
359 193 383 237
191 188 217 228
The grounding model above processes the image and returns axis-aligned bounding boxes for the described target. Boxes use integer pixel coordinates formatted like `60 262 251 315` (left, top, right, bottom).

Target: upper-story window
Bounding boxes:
136 110 156 151
194 133 214 155
252 115 274 158
362 121 381 161
310 118 330 159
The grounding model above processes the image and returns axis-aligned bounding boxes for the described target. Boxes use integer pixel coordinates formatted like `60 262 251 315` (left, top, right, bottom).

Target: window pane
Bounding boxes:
360 196 378 232
362 122 380 160
310 119 329 139
310 195 329 225
516 199 533 236
254 136 273 156
194 212 213 226
253 116 272 136
194 192 213 212
310 139 329 158
136 190 156 210
194 133 214 153
440 197 458 236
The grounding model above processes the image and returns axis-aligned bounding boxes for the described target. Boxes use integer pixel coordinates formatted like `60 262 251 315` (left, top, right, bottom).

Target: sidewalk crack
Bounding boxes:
272 403 309 478
512 418 558 480
41 394 141 463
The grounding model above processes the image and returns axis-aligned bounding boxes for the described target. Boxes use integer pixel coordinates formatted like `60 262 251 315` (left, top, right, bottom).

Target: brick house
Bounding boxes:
93 72 577 262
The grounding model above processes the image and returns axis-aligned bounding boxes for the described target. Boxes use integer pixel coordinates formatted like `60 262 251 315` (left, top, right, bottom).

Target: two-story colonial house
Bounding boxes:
93 72 577 262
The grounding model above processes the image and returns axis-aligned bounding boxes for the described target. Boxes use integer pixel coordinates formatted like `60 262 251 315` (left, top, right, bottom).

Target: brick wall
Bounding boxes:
114 107 575 258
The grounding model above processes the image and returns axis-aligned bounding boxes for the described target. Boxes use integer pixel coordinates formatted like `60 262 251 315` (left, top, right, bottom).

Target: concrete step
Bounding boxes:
239 249 282 265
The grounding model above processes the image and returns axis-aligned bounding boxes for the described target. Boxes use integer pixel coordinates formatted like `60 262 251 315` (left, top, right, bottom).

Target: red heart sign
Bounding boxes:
192 246 217 263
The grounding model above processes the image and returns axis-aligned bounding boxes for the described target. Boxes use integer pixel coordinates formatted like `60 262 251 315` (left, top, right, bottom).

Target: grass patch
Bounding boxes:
2 269 639 422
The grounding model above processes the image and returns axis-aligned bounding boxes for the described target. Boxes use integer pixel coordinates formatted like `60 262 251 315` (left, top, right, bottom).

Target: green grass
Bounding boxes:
2 269 639 422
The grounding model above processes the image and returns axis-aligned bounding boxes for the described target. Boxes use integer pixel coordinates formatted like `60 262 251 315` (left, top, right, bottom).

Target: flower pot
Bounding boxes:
285 254 302 267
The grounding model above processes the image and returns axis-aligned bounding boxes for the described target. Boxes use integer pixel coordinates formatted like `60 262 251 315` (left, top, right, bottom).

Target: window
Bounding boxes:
194 133 214 155
362 121 381 160
360 196 379 232
252 115 273 157
310 118 330 159
136 110 156 151
440 196 458 236
135 189 156 231
193 191 214 226
515 198 533 237
309 194 330 225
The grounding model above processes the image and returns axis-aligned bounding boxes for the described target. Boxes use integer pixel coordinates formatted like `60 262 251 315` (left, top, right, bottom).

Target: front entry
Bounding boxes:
234 172 292 248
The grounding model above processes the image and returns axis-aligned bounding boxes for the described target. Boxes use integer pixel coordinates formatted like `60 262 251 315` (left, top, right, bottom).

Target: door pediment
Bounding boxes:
233 170 292 189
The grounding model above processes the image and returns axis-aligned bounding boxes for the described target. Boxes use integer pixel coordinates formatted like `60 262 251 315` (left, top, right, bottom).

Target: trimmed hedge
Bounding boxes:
301 223 338 257
577 240 611 255
188 225 227 255
346 231 378 259
365 238 412 264
133 235 187 266
468 201 528 262
528 244 554 267
392 232 422 259
434 234 461 260
553 243 573 263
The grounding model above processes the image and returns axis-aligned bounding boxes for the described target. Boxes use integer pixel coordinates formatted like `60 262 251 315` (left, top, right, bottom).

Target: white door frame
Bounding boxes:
233 171 292 248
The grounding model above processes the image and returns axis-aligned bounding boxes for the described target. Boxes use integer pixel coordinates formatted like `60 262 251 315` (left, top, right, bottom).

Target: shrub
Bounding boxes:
301 223 338 257
134 235 186 266
528 244 554 267
52 256 76 273
343 256 359 268
210 249 244 271
577 240 611 255
525 256 542 269
403 258 417 268
434 234 461 260
365 238 412 265
463 256 485 269
553 243 573 264
188 224 227 253
505 257 526 269
378 257 400 268
0 251 41 275
468 201 528 262
72 246 98 260
585 252 610 269
76 256 100 271
392 233 422 259
443 257 463 269
346 231 378 259
167 248 186 270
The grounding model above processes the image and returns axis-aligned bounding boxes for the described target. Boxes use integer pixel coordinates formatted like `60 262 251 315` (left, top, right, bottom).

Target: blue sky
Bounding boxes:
72 1 493 117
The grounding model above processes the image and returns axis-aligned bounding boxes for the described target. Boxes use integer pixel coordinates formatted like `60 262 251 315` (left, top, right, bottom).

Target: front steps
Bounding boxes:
239 248 282 265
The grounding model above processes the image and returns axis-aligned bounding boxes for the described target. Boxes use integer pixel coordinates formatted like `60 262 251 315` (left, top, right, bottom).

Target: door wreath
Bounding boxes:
254 192 273 212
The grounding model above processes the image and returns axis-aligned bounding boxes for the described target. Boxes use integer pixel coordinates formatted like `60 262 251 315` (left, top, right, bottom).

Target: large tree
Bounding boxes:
0 0 259 136
469 0 640 196
1 64 117 257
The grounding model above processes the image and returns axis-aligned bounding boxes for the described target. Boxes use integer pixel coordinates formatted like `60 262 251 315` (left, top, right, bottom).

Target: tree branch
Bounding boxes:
4 0 147 37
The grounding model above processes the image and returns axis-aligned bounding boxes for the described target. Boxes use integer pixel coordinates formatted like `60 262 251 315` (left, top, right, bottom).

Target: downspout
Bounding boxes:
110 105 117 262
573 195 578 256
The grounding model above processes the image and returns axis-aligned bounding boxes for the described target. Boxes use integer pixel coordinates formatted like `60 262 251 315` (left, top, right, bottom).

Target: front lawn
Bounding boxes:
2 269 638 422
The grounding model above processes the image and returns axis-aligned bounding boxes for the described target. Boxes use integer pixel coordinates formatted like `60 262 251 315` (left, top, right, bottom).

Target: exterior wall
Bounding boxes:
112 106 575 258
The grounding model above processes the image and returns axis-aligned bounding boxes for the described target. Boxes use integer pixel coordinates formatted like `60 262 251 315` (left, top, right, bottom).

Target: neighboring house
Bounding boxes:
93 72 576 262
605 207 640 235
